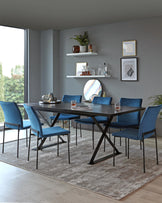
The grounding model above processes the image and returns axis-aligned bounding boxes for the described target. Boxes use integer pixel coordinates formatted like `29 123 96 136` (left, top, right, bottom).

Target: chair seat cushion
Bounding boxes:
50 113 80 121
42 126 70 138
112 128 139 140
75 116 108 124
110 121 139 128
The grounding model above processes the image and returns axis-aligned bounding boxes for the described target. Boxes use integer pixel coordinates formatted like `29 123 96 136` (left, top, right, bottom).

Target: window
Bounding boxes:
0 26 24 123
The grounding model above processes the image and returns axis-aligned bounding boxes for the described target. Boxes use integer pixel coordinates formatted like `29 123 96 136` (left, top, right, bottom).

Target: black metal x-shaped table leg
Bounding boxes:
89 115 121 164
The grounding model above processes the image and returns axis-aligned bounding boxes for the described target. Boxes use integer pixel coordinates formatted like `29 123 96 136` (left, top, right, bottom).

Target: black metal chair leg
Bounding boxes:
27 129 31 161
69 120 70 131
76 122 78 146
26 129 28 147
120 129 122 146
125 138 127 156
140 140 142 150
69 120 71 143
2 124 5 154
142 138 145 173
113 136 116 166
17 128 20 158
92 124 94 149
57 135 59 156
36 135 39 169
80 124 82 137
127 138 129 159
155 131 159 165
67 135 70 164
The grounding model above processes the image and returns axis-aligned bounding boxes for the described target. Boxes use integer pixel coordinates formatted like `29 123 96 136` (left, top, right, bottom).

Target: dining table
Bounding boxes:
24 101 145 165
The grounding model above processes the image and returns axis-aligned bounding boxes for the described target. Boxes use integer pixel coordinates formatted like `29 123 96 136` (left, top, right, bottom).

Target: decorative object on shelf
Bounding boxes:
76 62 88 76
97 64 104 75
72 45 80 53
80 45 86 53
88 44 93 52
90 67 96 75
71 31 89 53
102 91 106 97
120 57 138 81
83 79 102 101
122 40 137 56
104 62 108 76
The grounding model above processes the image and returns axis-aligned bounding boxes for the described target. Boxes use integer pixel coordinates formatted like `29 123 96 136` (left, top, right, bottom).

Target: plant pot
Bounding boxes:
80 45 86 53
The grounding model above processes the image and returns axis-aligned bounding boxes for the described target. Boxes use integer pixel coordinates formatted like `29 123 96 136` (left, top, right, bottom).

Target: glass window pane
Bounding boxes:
0 26 24 124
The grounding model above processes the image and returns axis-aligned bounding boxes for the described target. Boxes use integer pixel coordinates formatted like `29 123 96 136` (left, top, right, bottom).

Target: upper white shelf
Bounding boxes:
66 75 111 78
66 52 98 56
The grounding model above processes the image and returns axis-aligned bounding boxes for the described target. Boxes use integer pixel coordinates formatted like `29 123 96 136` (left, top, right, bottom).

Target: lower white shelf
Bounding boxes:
66 75 111 78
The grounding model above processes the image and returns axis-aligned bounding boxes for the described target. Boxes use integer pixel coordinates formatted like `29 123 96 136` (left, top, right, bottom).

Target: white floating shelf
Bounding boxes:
66 75 111 78
66 52 98 56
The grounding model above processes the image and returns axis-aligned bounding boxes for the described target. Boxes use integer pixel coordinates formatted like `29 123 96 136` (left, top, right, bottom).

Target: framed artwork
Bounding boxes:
76 62 87 76
120 57 138 81
122 40 137 56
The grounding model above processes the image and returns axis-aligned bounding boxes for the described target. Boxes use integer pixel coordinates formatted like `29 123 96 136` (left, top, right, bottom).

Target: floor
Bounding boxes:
0 161 118 203
0 129 162 202
0 161 162 203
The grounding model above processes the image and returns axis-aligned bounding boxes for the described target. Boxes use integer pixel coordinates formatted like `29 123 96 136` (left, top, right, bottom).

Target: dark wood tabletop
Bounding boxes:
25 102 145 117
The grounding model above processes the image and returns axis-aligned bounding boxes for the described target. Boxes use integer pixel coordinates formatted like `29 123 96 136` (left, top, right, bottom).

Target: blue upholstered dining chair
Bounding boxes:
109 98 142 148
0 101 31 158
50 95 82 130
111 98 143 128
112 105 162 173
75 97 112 148
24 104 70 169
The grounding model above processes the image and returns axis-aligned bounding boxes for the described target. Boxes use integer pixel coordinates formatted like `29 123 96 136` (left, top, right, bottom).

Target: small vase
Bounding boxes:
72 45 80 53
79 45 86 53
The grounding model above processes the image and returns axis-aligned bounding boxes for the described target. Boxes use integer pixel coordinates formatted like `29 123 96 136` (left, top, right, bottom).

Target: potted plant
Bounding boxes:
71 31 89 53
150 94 162 118
150 94 162 136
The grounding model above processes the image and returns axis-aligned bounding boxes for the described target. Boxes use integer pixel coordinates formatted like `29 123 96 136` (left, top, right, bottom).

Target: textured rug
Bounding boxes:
0 128 162 200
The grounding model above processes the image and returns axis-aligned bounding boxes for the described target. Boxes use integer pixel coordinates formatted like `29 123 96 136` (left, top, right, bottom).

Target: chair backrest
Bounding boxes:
24 104 43 137
92 97 112 105
62 95 82 103
138 105 162 139
0 101 23 129
117 98 143 125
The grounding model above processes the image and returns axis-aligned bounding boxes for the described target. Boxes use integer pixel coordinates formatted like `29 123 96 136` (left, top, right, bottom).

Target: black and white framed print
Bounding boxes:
120 57 138 81
122 40 137 56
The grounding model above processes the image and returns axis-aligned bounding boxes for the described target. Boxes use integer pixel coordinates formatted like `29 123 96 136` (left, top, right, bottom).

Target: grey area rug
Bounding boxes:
0 128 162 200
